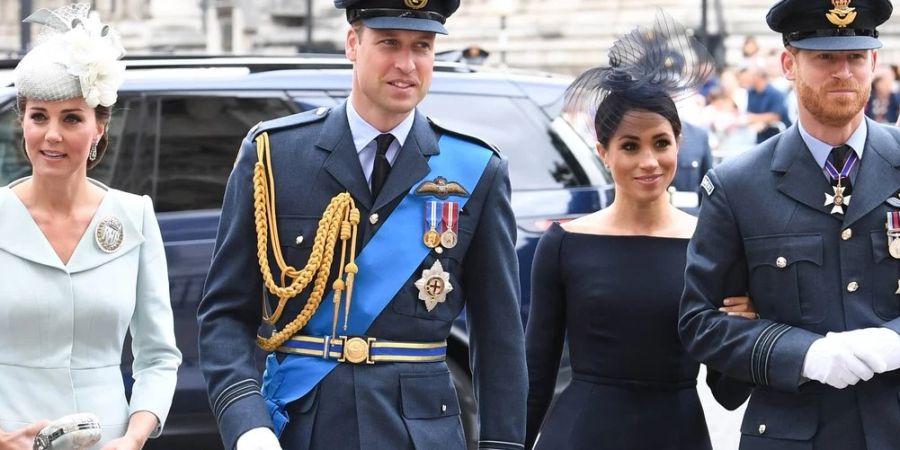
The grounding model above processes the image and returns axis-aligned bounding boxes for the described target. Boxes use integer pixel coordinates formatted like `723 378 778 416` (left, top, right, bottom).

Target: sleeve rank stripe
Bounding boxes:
751 323 780 384
213 379 259 414
755 323 788 386
215 390 261 423
213 379 260 418
751 323 790 386
763 324 792 387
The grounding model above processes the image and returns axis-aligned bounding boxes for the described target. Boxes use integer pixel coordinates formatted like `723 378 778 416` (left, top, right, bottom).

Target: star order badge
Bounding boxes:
95 216 124 253
414 260 453 312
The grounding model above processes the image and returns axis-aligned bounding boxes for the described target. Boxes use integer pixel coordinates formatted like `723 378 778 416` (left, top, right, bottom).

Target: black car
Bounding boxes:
0 54 611 449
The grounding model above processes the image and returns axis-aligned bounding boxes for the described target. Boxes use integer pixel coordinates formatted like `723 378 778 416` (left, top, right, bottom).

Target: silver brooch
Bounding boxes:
95 216 124 253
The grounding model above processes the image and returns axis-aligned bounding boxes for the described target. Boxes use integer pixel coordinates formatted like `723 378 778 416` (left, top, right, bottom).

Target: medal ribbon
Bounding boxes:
425 200 442 232
442 201 458 234
888 211 900 232
824 151 859 183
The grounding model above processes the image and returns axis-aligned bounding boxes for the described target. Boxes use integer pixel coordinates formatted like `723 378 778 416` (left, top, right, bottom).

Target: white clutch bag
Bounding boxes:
33 413 102 450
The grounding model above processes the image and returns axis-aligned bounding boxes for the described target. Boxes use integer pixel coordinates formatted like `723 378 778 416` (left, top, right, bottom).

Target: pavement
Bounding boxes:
697 365 747 450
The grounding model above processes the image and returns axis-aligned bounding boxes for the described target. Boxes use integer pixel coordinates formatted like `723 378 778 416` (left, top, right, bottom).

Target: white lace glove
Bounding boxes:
236 427 282 450
801 335 875 389
827 328 900 374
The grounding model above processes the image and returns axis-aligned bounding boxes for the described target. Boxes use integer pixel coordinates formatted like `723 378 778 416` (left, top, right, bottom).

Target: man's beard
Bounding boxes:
795 76 869 126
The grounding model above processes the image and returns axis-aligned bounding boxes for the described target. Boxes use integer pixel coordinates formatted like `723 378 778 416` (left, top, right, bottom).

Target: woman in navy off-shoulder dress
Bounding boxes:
525 15 756 450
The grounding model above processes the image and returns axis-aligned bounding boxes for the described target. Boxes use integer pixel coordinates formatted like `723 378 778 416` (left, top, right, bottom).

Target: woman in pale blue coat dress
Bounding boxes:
0 4 181 450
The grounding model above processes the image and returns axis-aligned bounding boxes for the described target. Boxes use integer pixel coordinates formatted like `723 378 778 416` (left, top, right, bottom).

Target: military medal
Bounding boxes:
94 216 124 253
414 260 453 311
440 201 459 249
887 211 900 259
423 201 442 248
823 152 858 216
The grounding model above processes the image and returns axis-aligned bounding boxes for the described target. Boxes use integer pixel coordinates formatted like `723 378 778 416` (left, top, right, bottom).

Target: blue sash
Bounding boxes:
261 134 493 435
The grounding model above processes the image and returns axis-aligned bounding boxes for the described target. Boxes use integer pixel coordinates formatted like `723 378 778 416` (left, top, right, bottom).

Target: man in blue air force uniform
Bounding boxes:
197 1 526 449
679 1 900 449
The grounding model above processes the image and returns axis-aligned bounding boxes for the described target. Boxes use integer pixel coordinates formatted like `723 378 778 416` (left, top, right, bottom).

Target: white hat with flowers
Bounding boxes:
14 3 126 108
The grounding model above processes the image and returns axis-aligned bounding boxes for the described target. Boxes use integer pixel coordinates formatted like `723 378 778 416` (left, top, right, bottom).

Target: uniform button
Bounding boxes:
315 107 327 116
841 228 852 240
435 246 444 255
758 424 766 435
847 281 859 293
369 213 379 225
691 160 699 168
776 257 787 268
295 235 304 245
441 404 447 413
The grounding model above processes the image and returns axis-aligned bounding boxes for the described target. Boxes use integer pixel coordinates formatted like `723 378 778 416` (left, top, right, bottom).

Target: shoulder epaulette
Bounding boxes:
427 116 501 155
249 107 330 138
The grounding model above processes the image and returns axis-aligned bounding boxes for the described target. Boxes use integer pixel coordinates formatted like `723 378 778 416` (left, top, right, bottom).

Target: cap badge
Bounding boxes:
826 0 857 28
95 216 124 253
404 0 428 10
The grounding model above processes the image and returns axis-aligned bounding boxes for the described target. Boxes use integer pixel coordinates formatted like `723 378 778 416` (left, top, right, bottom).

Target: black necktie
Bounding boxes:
371 133 394 198
828 145 852 172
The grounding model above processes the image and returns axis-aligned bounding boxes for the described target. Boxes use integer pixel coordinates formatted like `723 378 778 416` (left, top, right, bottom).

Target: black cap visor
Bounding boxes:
786 28 882 50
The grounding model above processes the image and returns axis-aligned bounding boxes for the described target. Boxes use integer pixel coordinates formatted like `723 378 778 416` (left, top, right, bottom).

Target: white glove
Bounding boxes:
236 427 282 450
827 328 900 374
801 335 875 389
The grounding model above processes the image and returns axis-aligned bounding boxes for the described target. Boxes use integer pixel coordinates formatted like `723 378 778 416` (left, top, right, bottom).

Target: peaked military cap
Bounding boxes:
334 0 459 34
767 0 892 50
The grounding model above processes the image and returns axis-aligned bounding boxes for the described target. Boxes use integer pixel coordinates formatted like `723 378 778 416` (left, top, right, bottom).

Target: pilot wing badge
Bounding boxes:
415 176 470 199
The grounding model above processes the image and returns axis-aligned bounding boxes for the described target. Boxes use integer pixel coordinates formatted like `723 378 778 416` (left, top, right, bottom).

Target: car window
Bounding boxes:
0 99 28 185
417 93 589 189
105 94 298 212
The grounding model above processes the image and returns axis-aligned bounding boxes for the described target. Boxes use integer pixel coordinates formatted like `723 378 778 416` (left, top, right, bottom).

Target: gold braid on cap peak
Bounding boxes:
252 132 360 352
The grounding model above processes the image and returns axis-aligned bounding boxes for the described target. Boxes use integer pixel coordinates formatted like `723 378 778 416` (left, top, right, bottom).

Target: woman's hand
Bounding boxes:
99 434 143 450
100 410 158 450
0 420 49 450
719 295 758 319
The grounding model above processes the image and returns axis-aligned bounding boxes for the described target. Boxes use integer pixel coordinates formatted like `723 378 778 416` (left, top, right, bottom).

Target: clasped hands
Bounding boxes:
802 327 900 389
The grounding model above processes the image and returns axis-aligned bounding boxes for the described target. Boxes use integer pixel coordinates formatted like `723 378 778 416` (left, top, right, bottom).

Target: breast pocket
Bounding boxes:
276 216 319 270
870 231 900 320
400 371 465 450
745 234 824 324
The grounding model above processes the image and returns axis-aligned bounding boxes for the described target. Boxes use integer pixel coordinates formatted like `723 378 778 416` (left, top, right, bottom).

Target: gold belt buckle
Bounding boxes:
338 336 375 364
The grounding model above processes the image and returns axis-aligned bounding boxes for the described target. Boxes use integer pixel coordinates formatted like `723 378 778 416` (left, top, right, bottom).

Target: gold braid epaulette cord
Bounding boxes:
251 131 361 352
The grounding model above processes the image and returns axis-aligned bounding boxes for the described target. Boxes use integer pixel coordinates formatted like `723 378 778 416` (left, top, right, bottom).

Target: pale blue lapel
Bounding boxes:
0 184 144 273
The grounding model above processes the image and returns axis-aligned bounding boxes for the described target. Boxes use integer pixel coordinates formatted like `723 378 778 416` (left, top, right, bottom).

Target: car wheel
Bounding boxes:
449 358 478 450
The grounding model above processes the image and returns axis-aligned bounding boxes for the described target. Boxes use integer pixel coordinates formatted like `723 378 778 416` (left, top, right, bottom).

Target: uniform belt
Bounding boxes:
275 335 447 364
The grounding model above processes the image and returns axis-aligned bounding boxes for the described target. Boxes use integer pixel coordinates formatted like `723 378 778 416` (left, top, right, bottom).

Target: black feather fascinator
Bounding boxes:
565 12 714 142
